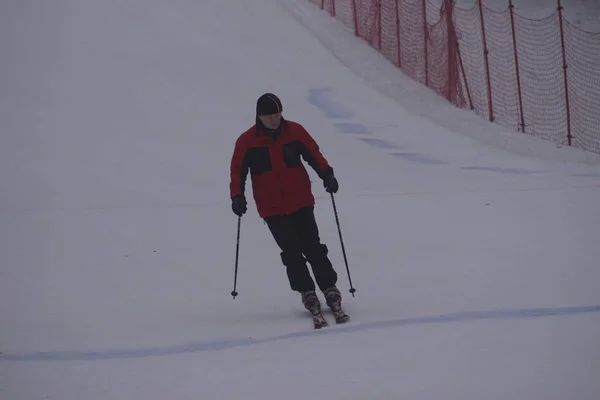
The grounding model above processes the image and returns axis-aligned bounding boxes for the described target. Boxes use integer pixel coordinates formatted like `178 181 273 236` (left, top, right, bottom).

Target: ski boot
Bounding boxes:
301 290 328 329
323 286 350 324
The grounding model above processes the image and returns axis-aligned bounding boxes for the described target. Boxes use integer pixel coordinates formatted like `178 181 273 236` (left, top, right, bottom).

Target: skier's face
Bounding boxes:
258 112 282 130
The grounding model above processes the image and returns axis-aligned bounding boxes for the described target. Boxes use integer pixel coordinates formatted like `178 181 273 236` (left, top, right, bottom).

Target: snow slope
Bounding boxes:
1 0 600 399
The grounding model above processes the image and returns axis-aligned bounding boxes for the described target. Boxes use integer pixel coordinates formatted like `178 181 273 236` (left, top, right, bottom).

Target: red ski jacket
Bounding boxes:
230 119 333 218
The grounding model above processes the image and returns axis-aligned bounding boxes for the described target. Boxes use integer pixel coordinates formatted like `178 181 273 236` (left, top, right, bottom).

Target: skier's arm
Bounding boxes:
230 136 249 199
298 125 333 179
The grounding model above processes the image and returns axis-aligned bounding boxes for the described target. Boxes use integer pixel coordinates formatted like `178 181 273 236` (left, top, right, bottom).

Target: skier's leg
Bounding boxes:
264 214 315 293
291 206 338 291
264 213 325 317
292 207 348 322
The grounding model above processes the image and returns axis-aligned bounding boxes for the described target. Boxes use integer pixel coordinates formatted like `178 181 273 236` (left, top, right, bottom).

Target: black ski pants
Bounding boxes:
264 206 337 293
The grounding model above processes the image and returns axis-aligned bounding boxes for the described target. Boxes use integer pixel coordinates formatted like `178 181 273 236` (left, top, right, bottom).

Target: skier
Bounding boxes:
229 93 348 327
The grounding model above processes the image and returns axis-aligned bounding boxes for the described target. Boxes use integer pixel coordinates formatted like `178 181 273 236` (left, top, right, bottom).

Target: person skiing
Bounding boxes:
229 93 348 326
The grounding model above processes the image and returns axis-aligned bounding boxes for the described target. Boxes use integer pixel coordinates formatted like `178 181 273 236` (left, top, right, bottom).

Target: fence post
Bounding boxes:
557 0 572 146
377 0 382 50
477 0 494 121
395 0 401 67
352 0 359 36
332 0 336 16
445 0 456 103
423 0 429 87
457 43 474 109
509 0 526 132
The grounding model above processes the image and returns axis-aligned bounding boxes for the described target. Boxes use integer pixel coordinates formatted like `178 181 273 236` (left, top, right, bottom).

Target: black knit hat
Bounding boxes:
256 93 283 116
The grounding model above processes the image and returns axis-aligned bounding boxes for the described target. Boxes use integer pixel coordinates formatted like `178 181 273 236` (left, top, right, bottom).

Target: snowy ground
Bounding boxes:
1 0 600 399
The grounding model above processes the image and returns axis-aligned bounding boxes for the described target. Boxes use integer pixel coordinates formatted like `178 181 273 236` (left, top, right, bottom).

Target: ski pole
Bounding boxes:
231 216 241 299
330 192 356 297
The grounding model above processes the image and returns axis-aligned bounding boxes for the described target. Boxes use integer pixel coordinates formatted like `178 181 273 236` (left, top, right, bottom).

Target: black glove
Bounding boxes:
231 195 247 217
323 173 339 194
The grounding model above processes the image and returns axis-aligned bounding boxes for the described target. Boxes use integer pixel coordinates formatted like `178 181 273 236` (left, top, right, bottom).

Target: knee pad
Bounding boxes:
280 251 306 267
320 244 328 255
304 244 329 260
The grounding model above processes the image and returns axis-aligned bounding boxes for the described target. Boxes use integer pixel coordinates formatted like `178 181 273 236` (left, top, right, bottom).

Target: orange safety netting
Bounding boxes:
310 0 600 155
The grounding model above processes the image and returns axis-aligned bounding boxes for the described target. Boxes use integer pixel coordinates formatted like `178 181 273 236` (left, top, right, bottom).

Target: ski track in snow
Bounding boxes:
2 304 599 362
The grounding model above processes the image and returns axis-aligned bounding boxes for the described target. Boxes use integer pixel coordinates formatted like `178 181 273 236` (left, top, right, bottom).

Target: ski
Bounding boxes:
332 309 350 324
311 310 350 329
312 313 328 329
